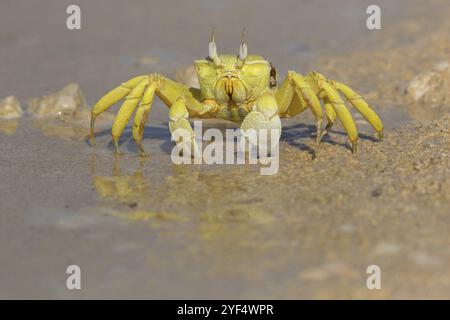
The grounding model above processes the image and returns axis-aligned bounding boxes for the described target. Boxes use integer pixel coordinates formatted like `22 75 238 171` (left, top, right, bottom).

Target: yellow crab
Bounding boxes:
90 30 383 155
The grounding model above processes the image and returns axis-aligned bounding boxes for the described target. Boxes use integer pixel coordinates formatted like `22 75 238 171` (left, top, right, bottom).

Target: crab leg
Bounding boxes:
91 73 207 155
132 83 157 155
290 72 324 144
335 82 384 141
320 81 359 153
318 91 337 137
90 75 147 144
323 98 337 136
275 72 323 143
111 78 151 153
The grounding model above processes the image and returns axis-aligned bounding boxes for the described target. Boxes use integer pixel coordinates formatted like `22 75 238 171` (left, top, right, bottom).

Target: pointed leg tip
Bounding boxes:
137 144 148 157
378 131 384 142
90 118 96 146
113 137 121 155
315 135 323 145
351 141 358 154
89 134 96 146
315 120 323 145
324 122 333 136
321 128 331 140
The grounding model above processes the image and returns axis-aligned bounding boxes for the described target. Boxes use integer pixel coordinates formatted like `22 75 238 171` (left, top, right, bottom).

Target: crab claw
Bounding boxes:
169 99 201 159
241 111 281 151
241 93 281 153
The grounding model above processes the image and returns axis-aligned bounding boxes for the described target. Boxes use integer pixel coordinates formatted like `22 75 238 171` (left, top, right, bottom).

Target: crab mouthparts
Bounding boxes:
225 78 234 97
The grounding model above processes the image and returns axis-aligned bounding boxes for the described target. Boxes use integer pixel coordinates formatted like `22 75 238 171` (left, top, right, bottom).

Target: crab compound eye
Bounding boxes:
239 42 248 61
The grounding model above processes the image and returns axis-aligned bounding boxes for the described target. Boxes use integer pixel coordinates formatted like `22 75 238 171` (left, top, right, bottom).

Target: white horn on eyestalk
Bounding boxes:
237 28 247 67
209 27 222 65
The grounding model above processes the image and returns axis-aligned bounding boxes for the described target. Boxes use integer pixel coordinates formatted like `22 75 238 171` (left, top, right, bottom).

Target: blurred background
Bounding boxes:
1 0 447 103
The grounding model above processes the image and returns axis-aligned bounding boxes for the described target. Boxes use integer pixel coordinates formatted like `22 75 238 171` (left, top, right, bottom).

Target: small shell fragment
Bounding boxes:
0 96 23 120
28 83 89 121
406 61 450 102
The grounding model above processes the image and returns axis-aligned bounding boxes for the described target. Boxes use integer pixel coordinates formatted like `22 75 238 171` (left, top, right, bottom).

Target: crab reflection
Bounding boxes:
90 154 276 239
0 120 20 135
91 154 150 202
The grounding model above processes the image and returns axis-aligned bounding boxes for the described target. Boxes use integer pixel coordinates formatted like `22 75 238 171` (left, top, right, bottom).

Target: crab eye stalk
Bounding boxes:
236 28 247 67
239 42 247 61
208 27 222 65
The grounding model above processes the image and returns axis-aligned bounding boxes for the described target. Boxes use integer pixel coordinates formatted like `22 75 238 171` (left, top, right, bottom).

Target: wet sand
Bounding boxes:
1 0 450 299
